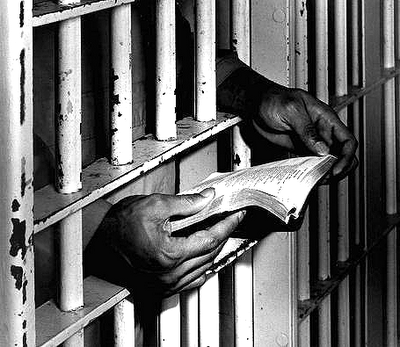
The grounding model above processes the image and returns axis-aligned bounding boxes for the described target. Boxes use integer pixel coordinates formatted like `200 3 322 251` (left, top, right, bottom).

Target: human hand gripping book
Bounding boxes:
170 154 337 233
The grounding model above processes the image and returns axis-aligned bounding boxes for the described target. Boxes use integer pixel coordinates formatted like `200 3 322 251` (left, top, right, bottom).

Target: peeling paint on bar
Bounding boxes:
10 265 23 290
10 218 27 258
20 49 26 125
110 5 133 165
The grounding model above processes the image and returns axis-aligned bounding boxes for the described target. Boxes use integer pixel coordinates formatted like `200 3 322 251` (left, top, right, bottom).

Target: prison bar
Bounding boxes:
294 0 310 345
382 1 398 346
155 0 176 140
2 1 398 346
195 0 216 121
351 0 363 345
231 1 253 345
199 274 219 346
0 1 35 346
314 0 333 345
110 4 133 165
56 1 84 346
160 295 181 346
334 1 351 345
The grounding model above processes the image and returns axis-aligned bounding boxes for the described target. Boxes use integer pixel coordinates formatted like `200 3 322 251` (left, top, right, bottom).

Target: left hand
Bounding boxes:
252 86 358 180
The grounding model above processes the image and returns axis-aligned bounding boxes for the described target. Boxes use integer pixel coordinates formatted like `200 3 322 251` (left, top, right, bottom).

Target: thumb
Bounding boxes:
166 188 215 218
290 115 329 156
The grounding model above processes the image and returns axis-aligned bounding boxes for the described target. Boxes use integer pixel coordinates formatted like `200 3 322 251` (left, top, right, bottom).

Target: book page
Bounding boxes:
181 155 336 212
171 155 336 231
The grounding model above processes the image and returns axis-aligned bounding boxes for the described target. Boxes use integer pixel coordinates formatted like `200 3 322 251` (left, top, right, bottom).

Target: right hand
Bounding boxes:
84 189 246 300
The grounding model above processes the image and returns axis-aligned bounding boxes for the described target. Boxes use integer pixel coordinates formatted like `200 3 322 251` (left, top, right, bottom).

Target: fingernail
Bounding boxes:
200 188 215 198
315 141 329 155
238 210 247 221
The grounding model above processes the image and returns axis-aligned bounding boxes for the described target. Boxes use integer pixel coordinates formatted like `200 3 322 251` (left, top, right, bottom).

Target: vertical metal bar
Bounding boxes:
160 295 181 347
0 1 35 346
114 298 135 346
181 290 199 347
351 1 363 346
59 211 83 311
110 4 133 165
56 2 84 346
295 1 310 345
110 8 136 343
334 1 350 346
195 0 216 121
56 16 82 194
231 2 253 346
156 0 176 140
315 1 332 345
383 1 398 346
199 274 219 347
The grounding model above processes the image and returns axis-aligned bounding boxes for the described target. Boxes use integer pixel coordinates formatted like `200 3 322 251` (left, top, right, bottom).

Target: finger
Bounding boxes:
164 241 226 279
330 127 358 177
169 261 213 294
174 210 246 260
161 188 216 219
179 274 207 292
287 111 330 156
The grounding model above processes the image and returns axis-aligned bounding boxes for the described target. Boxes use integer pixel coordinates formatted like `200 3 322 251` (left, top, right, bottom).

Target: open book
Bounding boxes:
170 155 337 232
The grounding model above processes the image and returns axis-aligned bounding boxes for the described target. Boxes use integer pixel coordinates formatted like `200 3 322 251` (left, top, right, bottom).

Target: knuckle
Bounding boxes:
205 235 220 250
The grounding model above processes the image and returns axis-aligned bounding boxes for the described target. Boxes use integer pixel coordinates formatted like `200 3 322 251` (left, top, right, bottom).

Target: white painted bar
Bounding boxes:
110 4 133 165
234 252 253 346
334 1 350 346
383 1 398 346
155 0 176 140
199 274 219 347
231 2 253 346
59 210 84 347
0 1 35 346
195 0 216 121
56 4 84 345
295 1 310 345
160 295 181 347
315 1 332 344
181 290 199 347
59 211 84 311
114 298 135 346
56 16 82 194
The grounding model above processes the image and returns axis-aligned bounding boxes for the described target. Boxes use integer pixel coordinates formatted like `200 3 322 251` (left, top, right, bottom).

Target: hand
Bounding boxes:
84 189 246 300
252 86 358 180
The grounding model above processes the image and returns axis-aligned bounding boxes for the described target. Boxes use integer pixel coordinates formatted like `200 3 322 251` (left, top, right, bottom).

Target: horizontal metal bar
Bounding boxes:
36 276 130 347
332 65 400 112
34 113 241 233
33 0 138 27
298 214 400 322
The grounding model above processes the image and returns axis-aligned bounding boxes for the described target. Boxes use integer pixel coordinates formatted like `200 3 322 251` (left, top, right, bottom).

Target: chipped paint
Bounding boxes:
21 157 26 197
12 199 21 212
19 1 24 27
10 265 23 290
22 279 28 303
20 49 26 125
10 218 27 258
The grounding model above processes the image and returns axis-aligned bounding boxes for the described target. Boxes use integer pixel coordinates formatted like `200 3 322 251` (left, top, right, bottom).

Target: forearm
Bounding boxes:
216 66 285 120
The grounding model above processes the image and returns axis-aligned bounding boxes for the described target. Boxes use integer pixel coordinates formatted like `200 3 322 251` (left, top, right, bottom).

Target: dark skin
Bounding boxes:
84 61 358 300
